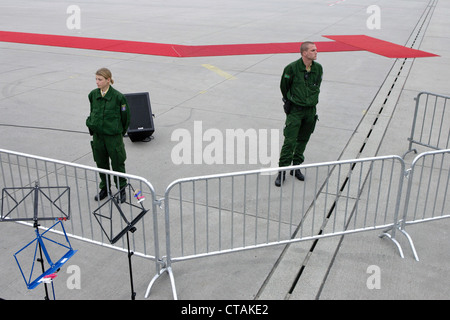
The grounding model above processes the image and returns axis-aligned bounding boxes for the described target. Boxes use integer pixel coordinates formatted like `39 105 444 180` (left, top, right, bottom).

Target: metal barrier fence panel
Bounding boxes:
163 155 406 264
0 149 159 257
405 92 450 156
4 148 447 299
0 148 165 298
399 149 450 261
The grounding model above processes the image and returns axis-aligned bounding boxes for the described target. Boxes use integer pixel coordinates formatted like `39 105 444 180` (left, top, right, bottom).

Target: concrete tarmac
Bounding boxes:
0 0 449 301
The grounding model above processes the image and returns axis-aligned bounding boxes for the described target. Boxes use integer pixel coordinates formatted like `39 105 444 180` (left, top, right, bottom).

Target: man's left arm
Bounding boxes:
316 64 323 88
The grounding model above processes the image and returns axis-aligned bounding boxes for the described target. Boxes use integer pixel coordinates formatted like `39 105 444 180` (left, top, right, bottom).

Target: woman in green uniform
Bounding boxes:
86 68 130 202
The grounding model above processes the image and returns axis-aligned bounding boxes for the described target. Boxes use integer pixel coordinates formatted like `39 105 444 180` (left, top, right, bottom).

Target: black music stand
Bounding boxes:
92 184 148 300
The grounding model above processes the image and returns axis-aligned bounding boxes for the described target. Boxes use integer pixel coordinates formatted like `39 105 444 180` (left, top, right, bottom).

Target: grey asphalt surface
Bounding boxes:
0 0 448 301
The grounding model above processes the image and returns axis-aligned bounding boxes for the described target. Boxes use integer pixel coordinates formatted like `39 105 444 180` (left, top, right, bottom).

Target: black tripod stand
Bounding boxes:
33 219 53 300
93 184 148 300
126 226 137 300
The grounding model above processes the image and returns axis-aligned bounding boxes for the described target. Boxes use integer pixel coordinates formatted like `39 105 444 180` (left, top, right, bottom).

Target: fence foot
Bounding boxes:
145 265 178 300
379 231 404 259
402 148 417 159
399 229 420 261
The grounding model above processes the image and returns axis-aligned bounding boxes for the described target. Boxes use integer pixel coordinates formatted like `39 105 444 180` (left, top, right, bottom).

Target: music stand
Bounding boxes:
92 183 148 300
1 184 70 222
1 182 76 300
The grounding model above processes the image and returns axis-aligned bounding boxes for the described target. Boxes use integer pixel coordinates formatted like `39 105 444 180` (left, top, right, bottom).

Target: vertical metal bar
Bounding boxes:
430 154 444 218
84 169 92 240
419 93 429 143
423 154 435 219
192 180 196 255
242 175 247 247
254 174 259 246
408 95 420 152
230 176 234 249
440 156 450 216
218 177 222 250
150 182 160 263
333 164 341 233
435 97 445 148
35 158 46 221
137 181 147 255
323 165 330 228
312 167 318 234
373 160 384 226
343 164 351 231
383 159 395 225
279 171 291 241
278 170 283 240
391 157 405 239
415 156 426 221
427 95 438 145
300 167 306 237
43 161 54 220
354 161 363 229
266 173 271 241
72 167 81 235
179 183 184 257
363 161 374 228
289 169 296 237
205 179 209 253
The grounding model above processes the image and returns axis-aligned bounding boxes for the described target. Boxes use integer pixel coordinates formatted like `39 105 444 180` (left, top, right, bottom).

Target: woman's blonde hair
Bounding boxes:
95 67 114 84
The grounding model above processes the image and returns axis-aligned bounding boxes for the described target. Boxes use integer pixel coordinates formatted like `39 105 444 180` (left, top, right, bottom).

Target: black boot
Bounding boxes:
116 187 126 203
275 171 286 187
94 188 110 201
290 169 305 181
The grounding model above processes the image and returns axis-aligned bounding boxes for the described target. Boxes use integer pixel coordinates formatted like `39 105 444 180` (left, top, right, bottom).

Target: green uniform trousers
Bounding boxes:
279 106 318 167
90 133 127 190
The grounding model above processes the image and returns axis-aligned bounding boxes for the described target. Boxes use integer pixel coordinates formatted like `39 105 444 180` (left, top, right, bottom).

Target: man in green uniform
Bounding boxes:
275 41 323 187
86 68 130 202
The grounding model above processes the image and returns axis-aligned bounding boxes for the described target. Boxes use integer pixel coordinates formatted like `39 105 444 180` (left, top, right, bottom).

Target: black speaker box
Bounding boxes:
124 92 155 142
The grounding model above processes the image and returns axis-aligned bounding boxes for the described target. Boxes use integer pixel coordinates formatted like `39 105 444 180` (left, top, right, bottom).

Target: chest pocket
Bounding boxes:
102 97 121 135
292 71 320 106
104 101 120 120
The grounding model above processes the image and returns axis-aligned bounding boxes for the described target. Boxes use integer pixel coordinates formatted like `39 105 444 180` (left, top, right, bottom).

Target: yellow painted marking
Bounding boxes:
202 64 237 80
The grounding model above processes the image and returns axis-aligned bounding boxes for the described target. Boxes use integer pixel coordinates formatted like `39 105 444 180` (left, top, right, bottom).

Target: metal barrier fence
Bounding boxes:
404 92 450 157
1 148 448 299
0 148 168 298
398 149 450 261
149 155 407 298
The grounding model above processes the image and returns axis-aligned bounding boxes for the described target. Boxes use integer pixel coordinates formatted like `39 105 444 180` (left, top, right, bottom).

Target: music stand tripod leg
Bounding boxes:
33 184 53 300
126 228 137 300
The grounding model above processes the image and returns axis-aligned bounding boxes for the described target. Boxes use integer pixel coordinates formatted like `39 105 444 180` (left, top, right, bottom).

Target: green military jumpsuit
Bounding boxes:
86 86 130 191
278 58 323 168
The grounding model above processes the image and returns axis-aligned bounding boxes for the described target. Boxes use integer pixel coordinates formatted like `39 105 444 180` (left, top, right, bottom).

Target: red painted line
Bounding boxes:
0 31 437 58
0 31 178 56
0 30 360 57
324 35 439 58
174 41 361 57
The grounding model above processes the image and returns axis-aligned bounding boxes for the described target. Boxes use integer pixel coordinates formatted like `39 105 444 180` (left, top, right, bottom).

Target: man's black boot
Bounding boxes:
94 188 109 201
275 171 286 187
290 169 305 181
